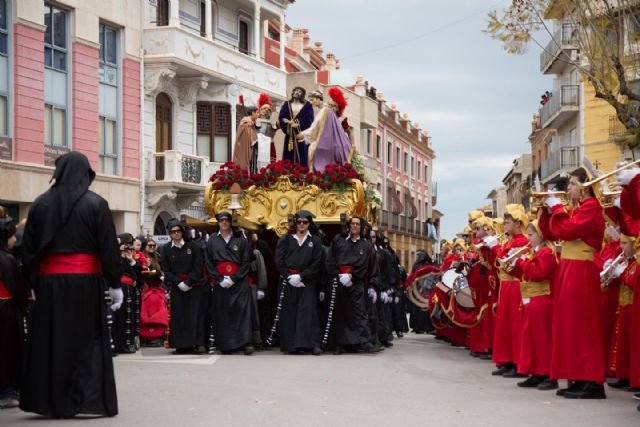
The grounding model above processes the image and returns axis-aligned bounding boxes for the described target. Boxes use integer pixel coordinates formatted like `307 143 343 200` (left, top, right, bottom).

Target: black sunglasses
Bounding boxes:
296 219 309 224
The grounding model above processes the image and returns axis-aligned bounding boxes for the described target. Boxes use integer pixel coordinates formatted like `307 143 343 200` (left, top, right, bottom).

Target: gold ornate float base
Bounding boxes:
205 176 373 236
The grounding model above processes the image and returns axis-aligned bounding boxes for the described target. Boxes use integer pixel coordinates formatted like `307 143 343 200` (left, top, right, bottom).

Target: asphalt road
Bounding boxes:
2 334 638 426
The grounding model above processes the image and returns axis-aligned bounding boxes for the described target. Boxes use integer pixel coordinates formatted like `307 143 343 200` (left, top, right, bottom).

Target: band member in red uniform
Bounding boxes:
619 165 640 219
436 238 467 347
539 167 606 399
20 152 123 418
604 233 637 389
486 204 528 378
509 220 557 390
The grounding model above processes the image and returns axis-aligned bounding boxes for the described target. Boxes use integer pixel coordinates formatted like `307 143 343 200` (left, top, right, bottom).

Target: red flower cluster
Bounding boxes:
209 161 362 191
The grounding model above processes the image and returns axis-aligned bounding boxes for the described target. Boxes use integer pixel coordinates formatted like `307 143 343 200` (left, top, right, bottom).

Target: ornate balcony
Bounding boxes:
146 150 210 208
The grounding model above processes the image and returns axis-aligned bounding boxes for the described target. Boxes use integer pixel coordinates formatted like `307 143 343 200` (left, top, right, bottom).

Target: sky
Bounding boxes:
286 0 550 240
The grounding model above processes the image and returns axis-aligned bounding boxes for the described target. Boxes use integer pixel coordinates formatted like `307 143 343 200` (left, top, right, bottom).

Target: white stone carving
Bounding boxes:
144 65 177 96
185 39 205 60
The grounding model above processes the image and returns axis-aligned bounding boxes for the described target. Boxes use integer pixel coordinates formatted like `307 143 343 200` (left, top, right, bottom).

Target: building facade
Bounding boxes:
502 153 532 209
141 0 291 235
0 0 142 232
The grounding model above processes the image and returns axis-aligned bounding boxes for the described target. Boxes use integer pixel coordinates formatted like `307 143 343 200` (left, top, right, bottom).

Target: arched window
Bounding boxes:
239 20 249 54
155 93 172 152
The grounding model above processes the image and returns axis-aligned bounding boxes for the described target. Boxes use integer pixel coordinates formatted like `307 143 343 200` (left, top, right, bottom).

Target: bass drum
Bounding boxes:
438 268 475 309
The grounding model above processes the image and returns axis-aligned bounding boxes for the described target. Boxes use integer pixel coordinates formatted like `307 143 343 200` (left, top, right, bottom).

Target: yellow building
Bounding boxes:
582 83 625 173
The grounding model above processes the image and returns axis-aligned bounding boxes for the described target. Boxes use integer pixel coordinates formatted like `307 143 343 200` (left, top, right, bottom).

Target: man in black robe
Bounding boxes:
409 250 434 334
329 216 381 354
160 219 205 354
274 210 324 355
205 212 254 355
20 151 123 418
371 231 395 348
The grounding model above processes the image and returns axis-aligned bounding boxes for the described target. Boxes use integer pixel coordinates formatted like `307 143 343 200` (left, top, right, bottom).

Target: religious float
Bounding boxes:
203 155 381 238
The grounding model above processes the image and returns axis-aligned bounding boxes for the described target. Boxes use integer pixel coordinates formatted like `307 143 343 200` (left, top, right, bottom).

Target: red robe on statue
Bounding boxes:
539 197 606 383
491 233 528 367
511 246 556 376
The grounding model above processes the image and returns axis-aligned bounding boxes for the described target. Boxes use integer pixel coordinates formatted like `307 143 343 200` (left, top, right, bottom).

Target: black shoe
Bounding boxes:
478 352 492 360
556 381 581 397
517 375 545 388
470 352 481 358
451 342 465 348
564 382 606 399
383 341 394 348
312 347 322 356
396 331 404 338
503 366 527 378
537 378 559 390
243 345 255 355
363 343 383 353
333 346 344 355
194 345 207 354
607 379 629 389
492 364 511 376
633 392 640 401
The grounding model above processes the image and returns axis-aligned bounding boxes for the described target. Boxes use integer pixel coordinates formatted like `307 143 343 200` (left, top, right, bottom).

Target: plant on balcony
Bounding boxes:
485 0 640 149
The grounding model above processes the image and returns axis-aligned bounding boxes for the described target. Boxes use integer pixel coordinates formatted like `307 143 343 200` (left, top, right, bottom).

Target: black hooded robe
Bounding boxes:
205 233 253 352
274 233 323 351
409 254 433 333
20 152 122 418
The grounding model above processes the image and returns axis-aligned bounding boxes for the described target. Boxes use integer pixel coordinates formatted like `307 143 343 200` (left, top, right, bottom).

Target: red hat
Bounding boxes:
328 87 347 117
257 93 273 109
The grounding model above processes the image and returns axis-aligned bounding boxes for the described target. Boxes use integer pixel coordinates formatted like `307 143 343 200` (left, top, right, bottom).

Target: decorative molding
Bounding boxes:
178 76 210 105
185 39 205 60
147 189 178 208
144 64 177 96
149 36 168 48
265 72 280 87
217 55 254 73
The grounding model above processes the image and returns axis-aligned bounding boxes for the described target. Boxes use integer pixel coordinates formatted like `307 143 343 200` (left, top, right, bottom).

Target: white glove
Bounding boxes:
613 196 621 209
483 236 499 249
616 168 640 186
109 287 123 311
257 290 265 300
292 281 306 288
394 296 400 304
31 289 36 301
603 258 614 270
545 195 562 208
612 263 626 278
288 274 302 286
220 276 234 288
178 282 192 292
339 273 352 287
381 291 389 304
368 287 377 304
318 291 325 302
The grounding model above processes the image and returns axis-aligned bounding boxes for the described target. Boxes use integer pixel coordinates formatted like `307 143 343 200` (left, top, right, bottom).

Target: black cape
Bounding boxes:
0 250 26 392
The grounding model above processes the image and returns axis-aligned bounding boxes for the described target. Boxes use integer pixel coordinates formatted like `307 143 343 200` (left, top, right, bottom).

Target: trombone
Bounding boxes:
472 233 504 251
529 190 567 209
580 159 640 188
599 190 622 208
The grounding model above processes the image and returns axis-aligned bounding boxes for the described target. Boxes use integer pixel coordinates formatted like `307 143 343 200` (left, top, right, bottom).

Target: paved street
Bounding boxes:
2 334 638 426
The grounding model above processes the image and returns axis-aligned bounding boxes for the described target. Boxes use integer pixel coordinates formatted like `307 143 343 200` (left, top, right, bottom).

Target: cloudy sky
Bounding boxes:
286 0 550 240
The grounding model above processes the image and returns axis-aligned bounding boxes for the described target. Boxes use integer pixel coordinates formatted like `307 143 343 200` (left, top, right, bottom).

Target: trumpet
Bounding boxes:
600 253 629 288
497 245 531 270
580 159 640 188
529 190 568 209
599 190 622 208
472 233 504 250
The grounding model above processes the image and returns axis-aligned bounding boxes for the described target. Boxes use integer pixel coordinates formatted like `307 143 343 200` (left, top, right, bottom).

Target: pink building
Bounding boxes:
0 0 142 232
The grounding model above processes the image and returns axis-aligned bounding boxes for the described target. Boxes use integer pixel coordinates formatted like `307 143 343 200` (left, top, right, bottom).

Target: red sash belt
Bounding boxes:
288 268 301 274
178 274 189 281
120 275 136 286
39 254 101 275
216 262 239 276
0 279 12 299
338 265 353 274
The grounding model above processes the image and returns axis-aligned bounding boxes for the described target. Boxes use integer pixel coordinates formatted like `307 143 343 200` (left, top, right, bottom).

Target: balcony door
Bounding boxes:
156 93 172 152
239 20 249 54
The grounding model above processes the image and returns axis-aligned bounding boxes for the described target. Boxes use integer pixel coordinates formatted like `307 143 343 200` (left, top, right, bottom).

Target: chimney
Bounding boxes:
302 29 310 49
289 29 305 55
376 91 385 102
325 52 337 71
401 112 410 130
412 122 421 138
314 41 323 56
354 75 366 96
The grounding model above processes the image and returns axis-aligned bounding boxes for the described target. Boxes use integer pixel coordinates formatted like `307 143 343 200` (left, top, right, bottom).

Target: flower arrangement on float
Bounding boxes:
209 160 362 192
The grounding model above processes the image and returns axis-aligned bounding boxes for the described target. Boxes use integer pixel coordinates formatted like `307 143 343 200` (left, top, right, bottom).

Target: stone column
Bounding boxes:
254 5 261 58
279 10 286 70
169 0 180 28
204 0 213 40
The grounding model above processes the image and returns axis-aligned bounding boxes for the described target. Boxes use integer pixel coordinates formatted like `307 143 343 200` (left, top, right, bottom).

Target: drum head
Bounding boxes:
441 269 458 290
456 287 475 308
